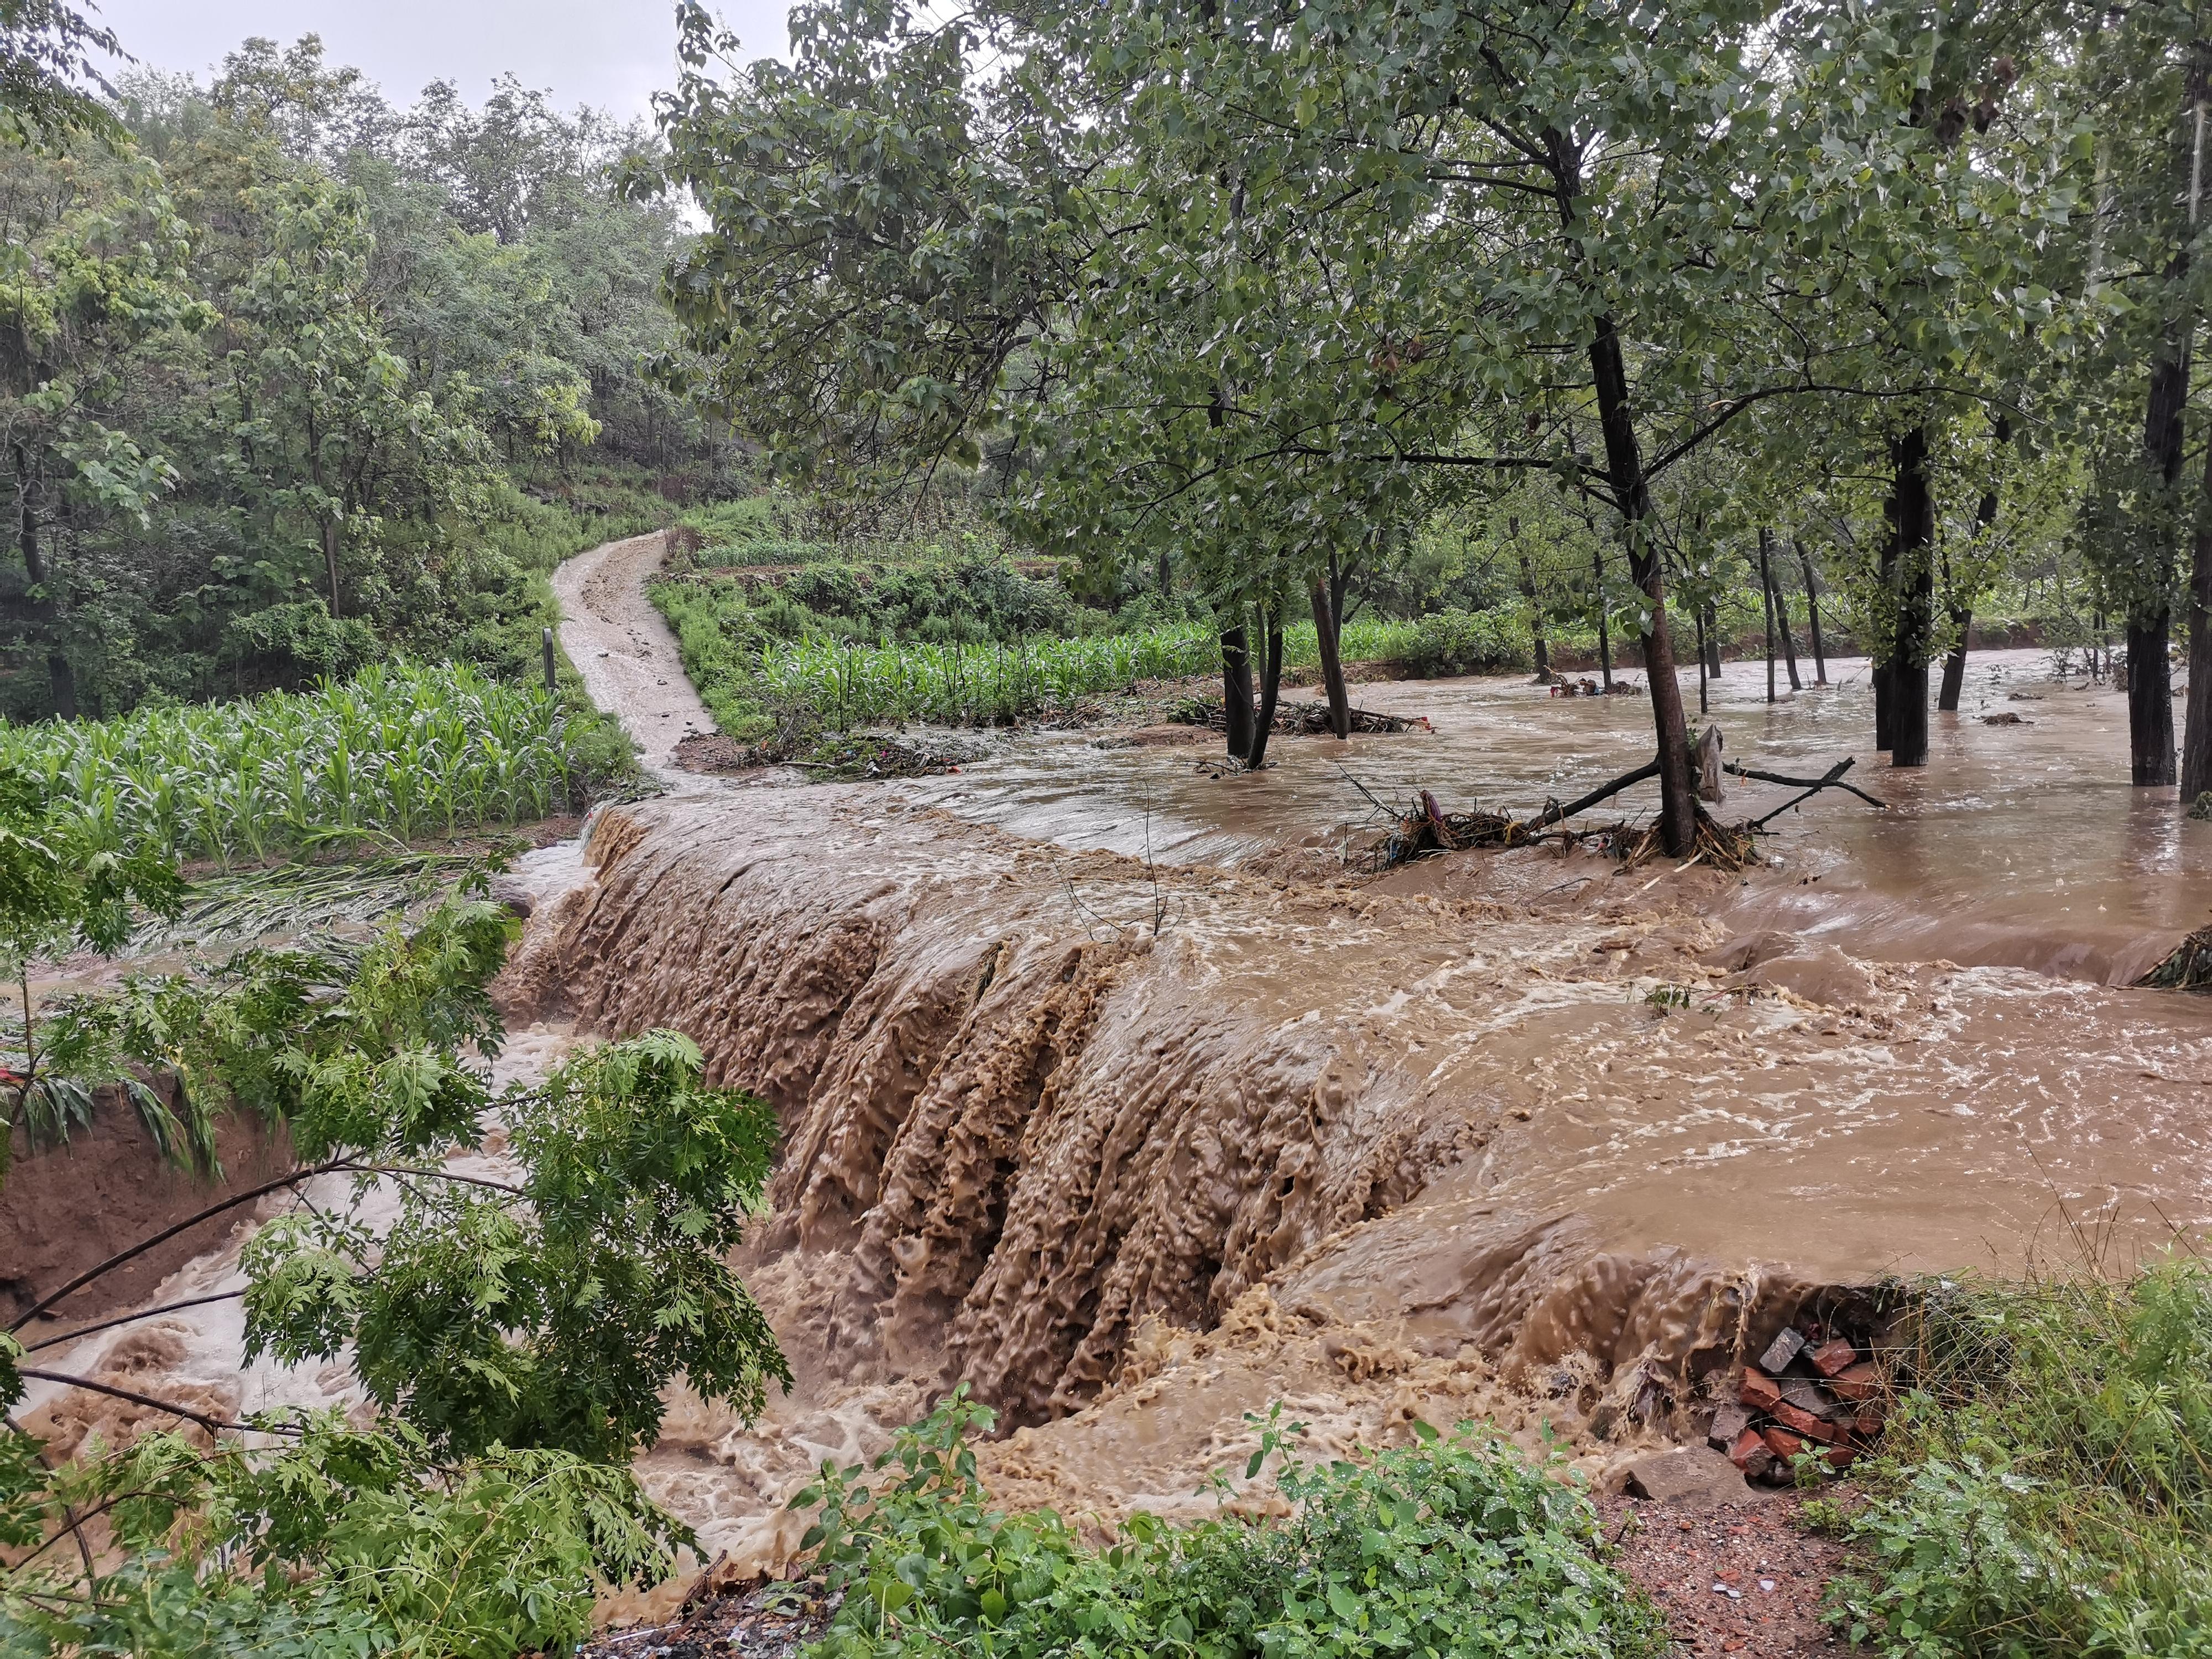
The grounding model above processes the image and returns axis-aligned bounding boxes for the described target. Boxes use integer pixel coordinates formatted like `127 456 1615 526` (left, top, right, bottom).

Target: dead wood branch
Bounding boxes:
1725 758 1889 826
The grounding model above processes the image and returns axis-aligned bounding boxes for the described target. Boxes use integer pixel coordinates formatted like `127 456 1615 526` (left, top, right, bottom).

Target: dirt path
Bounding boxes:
550 531 713 777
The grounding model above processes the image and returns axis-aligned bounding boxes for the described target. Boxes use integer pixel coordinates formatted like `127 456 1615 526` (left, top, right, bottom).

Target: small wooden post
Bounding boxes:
541 627 557 694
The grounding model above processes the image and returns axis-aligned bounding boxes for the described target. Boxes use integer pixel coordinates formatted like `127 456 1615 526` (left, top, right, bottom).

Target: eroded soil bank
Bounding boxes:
498 781 2212 1573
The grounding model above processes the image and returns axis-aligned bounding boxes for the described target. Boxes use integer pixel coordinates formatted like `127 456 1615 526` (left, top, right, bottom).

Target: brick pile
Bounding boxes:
1709 1318 1886 1483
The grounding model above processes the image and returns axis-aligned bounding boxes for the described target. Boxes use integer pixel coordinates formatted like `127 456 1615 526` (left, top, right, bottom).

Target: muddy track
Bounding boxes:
550 531 713 776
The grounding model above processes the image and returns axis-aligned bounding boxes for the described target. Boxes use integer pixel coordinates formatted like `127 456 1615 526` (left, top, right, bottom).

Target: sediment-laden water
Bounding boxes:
19 640 2212 1586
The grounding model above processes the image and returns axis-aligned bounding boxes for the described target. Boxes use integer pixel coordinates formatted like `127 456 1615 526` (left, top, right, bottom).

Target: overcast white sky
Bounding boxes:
95 1 794 119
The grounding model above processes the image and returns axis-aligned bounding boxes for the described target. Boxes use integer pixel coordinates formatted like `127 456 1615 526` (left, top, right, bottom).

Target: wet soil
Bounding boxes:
1601 1489 1853 1657
552 530 713 776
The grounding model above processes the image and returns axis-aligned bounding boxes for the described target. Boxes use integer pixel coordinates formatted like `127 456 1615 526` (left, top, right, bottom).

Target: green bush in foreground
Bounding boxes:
3 872 790 1657
796 1394 1665 1659
1834 1259 2212 1657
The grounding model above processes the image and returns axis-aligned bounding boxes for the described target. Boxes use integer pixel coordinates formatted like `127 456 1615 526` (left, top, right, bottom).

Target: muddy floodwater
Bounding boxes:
20 615 2212 1598
899 649 2212 985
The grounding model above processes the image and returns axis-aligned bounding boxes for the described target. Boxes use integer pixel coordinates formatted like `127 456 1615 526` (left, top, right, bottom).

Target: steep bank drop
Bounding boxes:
507 786 2212 1555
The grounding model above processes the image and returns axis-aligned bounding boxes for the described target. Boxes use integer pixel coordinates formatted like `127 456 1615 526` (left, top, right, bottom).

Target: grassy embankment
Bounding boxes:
650 499 1534 740
1831 1256 2212 1656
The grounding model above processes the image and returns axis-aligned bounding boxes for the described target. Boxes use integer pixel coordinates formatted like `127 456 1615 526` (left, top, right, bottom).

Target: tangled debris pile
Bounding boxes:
676 727 985 780
2136 924 2212 993
1709 1313 1889 1484
584 1578 836 1659
1360 785 1761 875
1171 696 1426 734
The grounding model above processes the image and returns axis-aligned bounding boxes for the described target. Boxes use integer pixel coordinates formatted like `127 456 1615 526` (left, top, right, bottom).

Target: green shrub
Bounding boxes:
1834 1259 2212 1657
796 1392 1665 1659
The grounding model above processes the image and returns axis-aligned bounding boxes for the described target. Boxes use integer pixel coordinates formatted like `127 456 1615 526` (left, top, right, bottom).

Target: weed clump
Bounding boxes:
1834 1259 2212 1656
795 1392 1666 1659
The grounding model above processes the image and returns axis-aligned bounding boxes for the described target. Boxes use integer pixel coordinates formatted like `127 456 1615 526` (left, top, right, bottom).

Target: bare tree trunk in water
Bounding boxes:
1308 575 1350 738
1702 601 1721 677
2185 426 2212 799
1762 534 1777 703
2131 333 2188 784
1589 312 1697 854
1775 572 1802 690
1246 613 1285 769
1695 605 1709 715
1797 541 1828 684
1515 517 1551 681
1590 540 1613 689
1219 621 1254 760
1888 427 1937 768
12 445 76 719
2128 83 2201 784
1940 416 2010 713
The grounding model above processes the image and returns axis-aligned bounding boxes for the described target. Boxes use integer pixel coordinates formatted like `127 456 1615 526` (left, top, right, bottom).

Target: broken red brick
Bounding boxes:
1738 1368 1783 1412
1829 1360 1883 1403
1822 1445 1858 1471
1762 1427 1809 1461
1727 1428 1775 1478
1771 1401 1841 1444
1808 1337 1860 1378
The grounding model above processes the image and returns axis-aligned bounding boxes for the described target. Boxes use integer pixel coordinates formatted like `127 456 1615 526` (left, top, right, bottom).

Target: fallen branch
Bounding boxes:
15 1366 254 1436
1533 758 1661 827
1725 758 1888 826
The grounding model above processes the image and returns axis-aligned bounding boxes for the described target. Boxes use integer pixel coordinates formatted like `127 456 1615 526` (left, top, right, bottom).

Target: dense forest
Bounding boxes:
1 30 737 722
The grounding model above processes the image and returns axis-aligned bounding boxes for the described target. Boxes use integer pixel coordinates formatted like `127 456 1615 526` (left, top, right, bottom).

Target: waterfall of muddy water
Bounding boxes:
499 779 2212 1572
25 637 2212 1599
896 650 2211 985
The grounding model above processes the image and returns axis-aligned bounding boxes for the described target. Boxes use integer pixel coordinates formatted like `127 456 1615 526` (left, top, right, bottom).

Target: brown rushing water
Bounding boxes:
27 637 2212 1588
895 649 2212 985
481 768 2212 1568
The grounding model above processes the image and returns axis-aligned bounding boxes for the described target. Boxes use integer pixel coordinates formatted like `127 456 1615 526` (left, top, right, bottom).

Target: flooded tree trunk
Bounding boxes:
1938 590 1973 713
1246 614 1285 769
1590 541 1613 689
2132 326 2189 783
2185 430 2212 799
1589 314 1697 856
1515 518 1550 682
1761 531 1777 703
1774 572 1802 691
1940 416 2008 714
2128 615 2177 783
1702 601 1721 677
1888 427 1936 768
1308 574 1351 739
1219 621 1254 760
1797 541 1828 684
1695 606 1709 715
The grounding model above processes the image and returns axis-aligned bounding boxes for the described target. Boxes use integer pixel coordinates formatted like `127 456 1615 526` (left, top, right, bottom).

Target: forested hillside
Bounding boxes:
1 34 735 721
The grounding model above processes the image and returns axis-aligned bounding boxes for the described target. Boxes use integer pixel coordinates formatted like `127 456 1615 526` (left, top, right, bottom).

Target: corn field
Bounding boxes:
758 625 1223 727
753 611 1530 730
2 663 605 864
